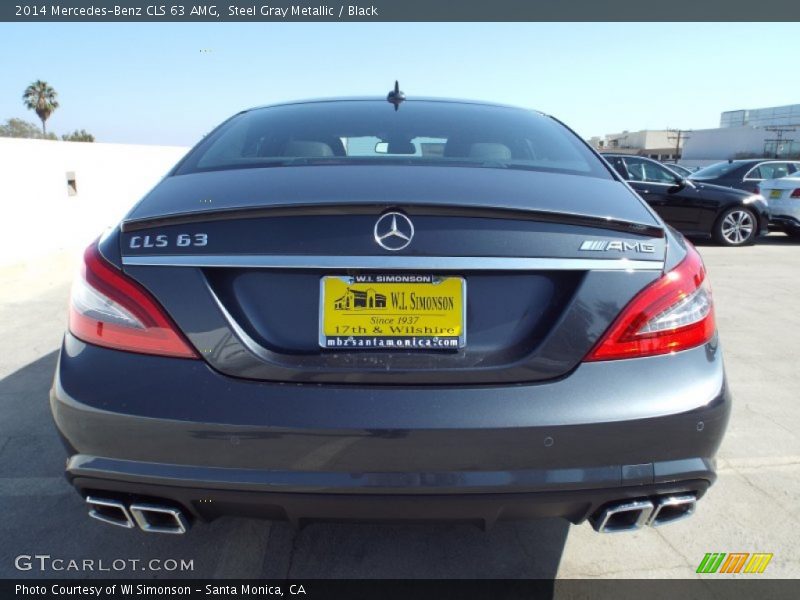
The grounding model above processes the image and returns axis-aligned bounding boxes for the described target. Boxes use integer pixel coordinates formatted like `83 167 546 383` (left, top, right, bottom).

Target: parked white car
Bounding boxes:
760 172 800 238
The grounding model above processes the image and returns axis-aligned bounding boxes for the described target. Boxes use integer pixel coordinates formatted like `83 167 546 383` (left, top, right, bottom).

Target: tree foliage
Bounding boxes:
22 80 59 135
0 117 41 138
62 129 95 142
0 118 57 139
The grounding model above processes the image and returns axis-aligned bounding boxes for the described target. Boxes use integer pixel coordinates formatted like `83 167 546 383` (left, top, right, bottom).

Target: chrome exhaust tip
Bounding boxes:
648 494 696 527
129 503 189 534
86 496 134 529
590 499 654 533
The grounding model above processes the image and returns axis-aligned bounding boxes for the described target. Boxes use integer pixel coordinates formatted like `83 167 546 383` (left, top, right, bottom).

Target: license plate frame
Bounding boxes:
318 274 466 351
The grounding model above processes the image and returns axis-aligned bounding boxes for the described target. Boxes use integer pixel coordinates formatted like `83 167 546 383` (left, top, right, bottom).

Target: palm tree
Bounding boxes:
22 80 59 136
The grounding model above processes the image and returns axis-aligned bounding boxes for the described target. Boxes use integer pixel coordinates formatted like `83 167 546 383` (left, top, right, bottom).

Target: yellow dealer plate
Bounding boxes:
319 275 465 350
770 189 782 199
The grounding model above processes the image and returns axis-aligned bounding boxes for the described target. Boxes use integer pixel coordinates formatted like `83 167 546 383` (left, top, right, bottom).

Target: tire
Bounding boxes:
713 207 757 246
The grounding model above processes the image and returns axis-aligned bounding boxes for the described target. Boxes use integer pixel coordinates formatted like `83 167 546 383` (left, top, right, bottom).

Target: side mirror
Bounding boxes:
668 178 692 193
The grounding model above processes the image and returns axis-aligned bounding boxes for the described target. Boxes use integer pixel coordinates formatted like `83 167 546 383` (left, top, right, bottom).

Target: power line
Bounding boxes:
763 126 796 158
666 128 691 163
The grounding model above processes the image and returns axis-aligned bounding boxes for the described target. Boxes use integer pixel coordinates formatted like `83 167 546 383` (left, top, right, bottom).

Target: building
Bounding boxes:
720 103 800 129
590 129 683 162
681 103 800 166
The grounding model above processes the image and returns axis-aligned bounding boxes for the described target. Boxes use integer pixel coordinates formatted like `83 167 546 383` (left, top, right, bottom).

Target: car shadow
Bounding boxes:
260 519 568 579
0 351 568 582
757 232 800 246
689 232 800 247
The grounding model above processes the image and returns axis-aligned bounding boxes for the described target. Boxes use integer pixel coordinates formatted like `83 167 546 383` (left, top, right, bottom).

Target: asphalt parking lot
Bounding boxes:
1 235 798 579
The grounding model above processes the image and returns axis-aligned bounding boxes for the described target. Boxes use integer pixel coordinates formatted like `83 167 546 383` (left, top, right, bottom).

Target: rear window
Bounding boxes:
753 163 791 180
175 100 611 179
691 162 743 179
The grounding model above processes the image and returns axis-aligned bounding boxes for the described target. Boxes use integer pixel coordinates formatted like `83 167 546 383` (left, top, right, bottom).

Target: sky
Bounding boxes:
1 22 798 146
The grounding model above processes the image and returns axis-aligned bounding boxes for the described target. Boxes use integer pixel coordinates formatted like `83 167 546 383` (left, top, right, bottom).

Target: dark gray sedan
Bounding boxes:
51 95 729 536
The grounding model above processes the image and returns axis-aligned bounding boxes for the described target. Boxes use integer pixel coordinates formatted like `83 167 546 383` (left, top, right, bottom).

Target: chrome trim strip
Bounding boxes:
122 255 664 271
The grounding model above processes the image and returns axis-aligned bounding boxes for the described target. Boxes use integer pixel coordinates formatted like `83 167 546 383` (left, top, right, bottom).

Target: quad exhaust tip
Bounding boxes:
85 496 189 534
591 494 697 533
591 499 654 533
648 494 697 527
86 496 134 529
130 503 189 534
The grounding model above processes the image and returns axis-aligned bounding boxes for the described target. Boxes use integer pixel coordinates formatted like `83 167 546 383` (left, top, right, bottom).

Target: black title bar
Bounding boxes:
4 579 800 600
4 0 800 22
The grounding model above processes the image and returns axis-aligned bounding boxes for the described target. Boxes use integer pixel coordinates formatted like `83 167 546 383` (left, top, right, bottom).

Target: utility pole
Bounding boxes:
667 128 691 163
763 126 796 158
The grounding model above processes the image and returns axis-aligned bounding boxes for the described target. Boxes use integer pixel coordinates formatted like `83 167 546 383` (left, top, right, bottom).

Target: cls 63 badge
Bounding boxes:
128 233 208 249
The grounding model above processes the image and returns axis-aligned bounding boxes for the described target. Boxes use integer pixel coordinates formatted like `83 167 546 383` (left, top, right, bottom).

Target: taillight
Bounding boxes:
791 188 800 198
585 244 714 361
69 242 198 359
754 185 760 195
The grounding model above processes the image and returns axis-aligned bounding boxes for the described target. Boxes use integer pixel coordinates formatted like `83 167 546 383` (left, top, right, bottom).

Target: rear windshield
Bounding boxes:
175 100 611 179
690 162 742 179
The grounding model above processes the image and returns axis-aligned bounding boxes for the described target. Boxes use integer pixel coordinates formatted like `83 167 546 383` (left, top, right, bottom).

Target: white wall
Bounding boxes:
603 130 678 151
0 138 188 265
681 126 768 161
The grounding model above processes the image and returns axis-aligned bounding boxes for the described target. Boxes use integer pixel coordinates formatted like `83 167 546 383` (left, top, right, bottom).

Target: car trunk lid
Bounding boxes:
119 166 666 384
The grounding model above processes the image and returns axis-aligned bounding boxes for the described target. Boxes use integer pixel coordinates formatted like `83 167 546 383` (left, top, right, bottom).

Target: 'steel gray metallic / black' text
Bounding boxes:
229 6 378 18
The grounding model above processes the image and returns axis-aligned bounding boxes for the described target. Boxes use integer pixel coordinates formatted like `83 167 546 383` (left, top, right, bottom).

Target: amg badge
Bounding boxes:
580 240 656 253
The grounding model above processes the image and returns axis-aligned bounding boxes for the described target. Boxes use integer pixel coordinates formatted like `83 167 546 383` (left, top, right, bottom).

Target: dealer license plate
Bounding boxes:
319 275 465 350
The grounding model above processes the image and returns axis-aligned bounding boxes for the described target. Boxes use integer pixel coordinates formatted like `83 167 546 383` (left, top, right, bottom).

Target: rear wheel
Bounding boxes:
713 207 757 246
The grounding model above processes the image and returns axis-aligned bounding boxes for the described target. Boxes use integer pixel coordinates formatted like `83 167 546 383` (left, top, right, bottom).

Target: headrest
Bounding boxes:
468 143 512 160
282 141 334 157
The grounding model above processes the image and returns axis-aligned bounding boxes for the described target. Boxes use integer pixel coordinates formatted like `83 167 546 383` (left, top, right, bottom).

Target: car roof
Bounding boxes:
243 96 541 114
601 154 684 162
722 159 800 165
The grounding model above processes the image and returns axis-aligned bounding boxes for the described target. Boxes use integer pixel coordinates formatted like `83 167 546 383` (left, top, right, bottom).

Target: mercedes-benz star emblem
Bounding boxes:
374 212 415 251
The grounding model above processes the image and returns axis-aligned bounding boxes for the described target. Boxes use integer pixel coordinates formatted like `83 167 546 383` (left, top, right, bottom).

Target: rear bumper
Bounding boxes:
769 214 800 230
70 474 711 526
51 333 730 524
767 198 800 228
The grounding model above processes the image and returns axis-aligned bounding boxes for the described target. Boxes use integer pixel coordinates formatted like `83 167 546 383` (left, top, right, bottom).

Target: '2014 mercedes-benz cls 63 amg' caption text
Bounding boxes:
51 89 730 535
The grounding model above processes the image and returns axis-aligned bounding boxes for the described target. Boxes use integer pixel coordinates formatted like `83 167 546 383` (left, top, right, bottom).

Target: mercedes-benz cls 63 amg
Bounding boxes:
51 93 730 535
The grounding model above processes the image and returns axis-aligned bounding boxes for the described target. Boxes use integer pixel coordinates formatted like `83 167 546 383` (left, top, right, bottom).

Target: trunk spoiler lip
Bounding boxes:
121 203 665 239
